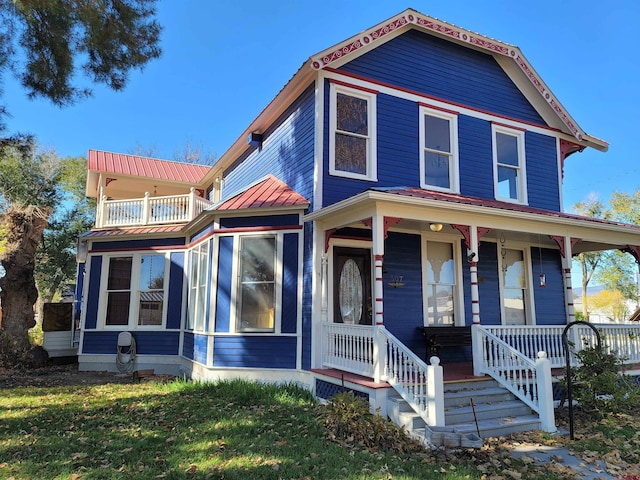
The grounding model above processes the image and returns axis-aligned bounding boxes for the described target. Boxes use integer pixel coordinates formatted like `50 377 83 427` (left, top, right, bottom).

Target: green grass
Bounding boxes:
0 378 573 480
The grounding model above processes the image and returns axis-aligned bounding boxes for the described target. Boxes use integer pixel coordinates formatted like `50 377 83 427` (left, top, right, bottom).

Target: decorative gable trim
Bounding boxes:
311 9 588 144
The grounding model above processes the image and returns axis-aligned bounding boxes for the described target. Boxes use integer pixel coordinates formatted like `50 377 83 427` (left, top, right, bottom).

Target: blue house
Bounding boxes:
75 9 640 443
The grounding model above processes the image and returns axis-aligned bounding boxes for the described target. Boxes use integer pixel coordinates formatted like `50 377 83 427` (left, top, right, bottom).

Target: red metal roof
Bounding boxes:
88 149 209 184
373 187 640 230
214 175 309 211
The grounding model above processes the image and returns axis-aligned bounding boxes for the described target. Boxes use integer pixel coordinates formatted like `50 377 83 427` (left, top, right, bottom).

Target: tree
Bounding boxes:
573 197 607 320
0 138 59 366
588 289 628 322
0 0 161 110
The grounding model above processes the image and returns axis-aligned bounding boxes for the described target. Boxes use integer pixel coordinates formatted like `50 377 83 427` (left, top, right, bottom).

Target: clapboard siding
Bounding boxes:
167 252 184 329
301 222 313 370
459 115 494 199
213 336 297 368
223 84 316 210
192 333 208 365
282 233 299 334
83 331 180 355
84 256 102 330
91 237 185 251
214 236 234 333
220 215 301 228
525 132 560 211
183 331 194 360
463 241 501 325
382 232 424 357
532 247 565 325
340 30 544 124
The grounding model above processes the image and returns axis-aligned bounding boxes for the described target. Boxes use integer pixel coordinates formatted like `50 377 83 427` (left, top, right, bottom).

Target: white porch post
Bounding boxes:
372 214 385 383
468 226 484 376
142 192 151 225
321 253 329 323
535 352 557 432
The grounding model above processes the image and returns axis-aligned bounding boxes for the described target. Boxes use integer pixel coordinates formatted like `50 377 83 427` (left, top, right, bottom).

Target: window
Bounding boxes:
238 236 277 332
424 241 457 325
493 125 527 203
103 253 167 328
329 83 377 181
498 247 531 325
187 241 209 331
420 107 458 192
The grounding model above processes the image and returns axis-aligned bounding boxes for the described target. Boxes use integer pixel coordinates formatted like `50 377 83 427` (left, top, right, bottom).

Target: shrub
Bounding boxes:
321 391 424 453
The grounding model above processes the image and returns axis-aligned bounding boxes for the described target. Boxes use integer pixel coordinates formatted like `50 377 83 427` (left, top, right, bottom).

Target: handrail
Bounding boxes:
378 328 444 427
476 326 542 412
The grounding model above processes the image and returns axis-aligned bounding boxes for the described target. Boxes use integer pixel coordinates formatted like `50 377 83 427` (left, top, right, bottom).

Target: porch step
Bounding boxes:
386 378 541 448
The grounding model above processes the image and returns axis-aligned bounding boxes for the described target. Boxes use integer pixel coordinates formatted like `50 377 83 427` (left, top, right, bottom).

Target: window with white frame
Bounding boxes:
329 83 377 181
420 107 458 192
493 125 526 203
103 253 167 327
498 247 530 325
187 241 209 332
238 235 277 332
424 241 457 325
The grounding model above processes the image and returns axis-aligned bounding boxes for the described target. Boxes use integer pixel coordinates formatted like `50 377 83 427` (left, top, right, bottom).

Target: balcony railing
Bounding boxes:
96 188 212 228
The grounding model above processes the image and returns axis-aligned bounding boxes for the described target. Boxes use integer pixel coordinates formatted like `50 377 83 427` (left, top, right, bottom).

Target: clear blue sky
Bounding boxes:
3 0 639 210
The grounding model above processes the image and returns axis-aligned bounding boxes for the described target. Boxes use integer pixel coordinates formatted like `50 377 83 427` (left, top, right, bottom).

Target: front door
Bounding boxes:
333 247 372 325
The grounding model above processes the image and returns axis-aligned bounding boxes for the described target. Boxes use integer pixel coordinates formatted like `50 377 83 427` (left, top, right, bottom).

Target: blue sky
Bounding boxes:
3 0 639 209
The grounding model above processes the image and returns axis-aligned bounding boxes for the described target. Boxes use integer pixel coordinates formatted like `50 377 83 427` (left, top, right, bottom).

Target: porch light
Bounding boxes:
429 223 443 232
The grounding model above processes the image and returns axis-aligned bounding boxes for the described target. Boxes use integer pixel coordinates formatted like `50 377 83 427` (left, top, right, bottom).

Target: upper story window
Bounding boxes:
419 106 459 192
493 125 527 203
329 83 377 181
103 253 168 328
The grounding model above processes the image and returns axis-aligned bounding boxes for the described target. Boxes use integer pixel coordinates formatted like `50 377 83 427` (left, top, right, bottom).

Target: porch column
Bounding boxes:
320 253 329 323
371 214 385 383
562 236 575 325
468 226 481 325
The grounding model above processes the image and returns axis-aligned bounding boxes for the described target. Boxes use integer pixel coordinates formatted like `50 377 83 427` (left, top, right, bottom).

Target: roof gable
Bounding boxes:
310 9 606 151
212 175 309 212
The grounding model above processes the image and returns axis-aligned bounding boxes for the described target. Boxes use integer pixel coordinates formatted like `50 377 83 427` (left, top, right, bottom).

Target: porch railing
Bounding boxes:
481 324 640 368
321 323 445 427
96 188 211 228
474 325 555 431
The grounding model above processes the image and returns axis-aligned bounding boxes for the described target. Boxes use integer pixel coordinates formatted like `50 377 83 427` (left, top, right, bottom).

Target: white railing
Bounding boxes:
322 323 375 378
96 188 211 228
474 325 555 431
321 323 445 426
481 323 640 368
379 328 444 427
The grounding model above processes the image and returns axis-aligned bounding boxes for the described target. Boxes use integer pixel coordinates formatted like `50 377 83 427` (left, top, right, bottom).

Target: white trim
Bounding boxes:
97 252 171 330
314 72 326 210
323 70 567 144
492 124 528 205
328 83 377 182
419 105 459 193
556 137 564 212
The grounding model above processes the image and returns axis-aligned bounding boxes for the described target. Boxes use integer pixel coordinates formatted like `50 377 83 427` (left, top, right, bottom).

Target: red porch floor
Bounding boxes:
313 362 480 388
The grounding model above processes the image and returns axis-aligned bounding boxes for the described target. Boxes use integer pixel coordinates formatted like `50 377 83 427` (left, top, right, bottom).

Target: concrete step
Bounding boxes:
451 414 541 438
444 386 515 408
445 399 532 424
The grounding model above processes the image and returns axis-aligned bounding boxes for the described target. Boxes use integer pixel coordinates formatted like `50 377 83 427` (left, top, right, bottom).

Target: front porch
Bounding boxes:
319 321 640 441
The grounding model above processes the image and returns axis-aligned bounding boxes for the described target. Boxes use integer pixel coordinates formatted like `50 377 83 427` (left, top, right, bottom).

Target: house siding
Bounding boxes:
532 247 566 325
183 331 194 360
222 84 316 210
339 30 544 124
282 233 299 334
525 132 561 211
463 241 501 326
84 256 102 330
382 232 424 357
91 237 185 251
83 331 180 355
213 336 297 368
167 252 184 329
215 236 234 333
220 214 301 228
301 222 314 370
459 115 494 199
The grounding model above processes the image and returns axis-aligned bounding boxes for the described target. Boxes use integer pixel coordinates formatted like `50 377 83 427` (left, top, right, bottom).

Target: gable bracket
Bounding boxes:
451 224 492 249
548 235 581 258
623 245 640 265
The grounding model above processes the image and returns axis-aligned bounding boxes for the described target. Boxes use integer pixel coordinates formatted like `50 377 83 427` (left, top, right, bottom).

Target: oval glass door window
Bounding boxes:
339 259 363 324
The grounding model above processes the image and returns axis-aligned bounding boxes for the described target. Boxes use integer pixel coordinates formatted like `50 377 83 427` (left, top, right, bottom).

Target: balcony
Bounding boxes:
95 188 212 228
